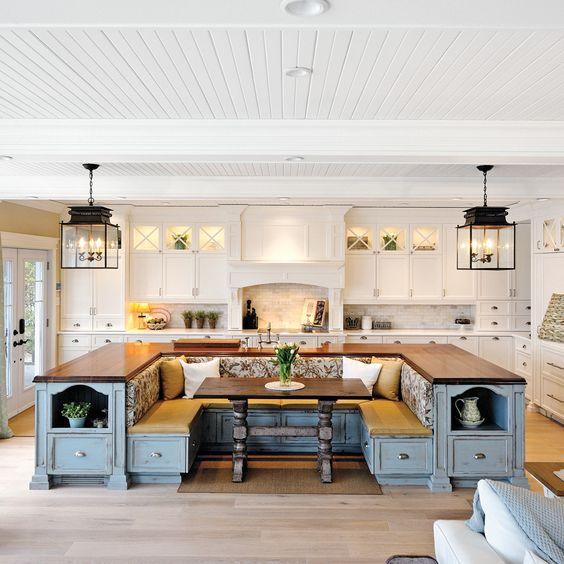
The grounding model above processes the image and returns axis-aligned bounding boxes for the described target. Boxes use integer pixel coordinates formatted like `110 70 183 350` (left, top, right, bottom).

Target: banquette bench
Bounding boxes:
125 355 434 485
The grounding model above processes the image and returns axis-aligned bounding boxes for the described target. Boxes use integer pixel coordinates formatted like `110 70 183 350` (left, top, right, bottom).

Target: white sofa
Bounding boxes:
434 480 551 564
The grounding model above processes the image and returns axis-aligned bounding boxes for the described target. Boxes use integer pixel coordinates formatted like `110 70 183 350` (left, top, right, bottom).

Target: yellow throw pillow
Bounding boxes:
160 356 186 400
371 358 403 401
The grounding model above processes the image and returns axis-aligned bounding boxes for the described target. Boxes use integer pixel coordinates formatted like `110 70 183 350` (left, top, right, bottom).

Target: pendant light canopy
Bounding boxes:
456 165 516 271
60 164 121 269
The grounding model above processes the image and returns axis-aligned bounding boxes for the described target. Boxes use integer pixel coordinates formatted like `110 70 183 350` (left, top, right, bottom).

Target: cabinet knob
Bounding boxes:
136 340 142 343
493 337 499 341
522 344 527 349
74 451 86 458
429 340 436 344
394 340 401 344
363 442 368 449
73 323 80 327
460 336 467 341
360 336 367 340
72 339 79 343
491 321 498 326
526 306 531 310
191 441 197 447
106 322 113 327
149 452 162 458
397 453 409 460
526 322 531 326
105 339 111 343
491 306 498 310
300 340 307 345
522 362 527 367
473 453 486 460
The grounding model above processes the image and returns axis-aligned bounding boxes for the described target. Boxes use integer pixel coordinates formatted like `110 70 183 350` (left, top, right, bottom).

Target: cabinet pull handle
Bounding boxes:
493 337 499 341
442 289 446 298
72 339 79 343
74 451 86 458
394 340 401 344
136 339 142 343
547 362 564 371
105 339 111 343
429 340 436 344
409 289 413 298
547 394 563 404
73 323 80 327
460 336 467 341
360 336 367 340
473 453 486 460
491 321 498 326
377 288 380 297
150 452 162 458
491 306 498 310
536 240 541 250
509 289 512 298
300 340 307 345
397 453 409 460
106 322 113 327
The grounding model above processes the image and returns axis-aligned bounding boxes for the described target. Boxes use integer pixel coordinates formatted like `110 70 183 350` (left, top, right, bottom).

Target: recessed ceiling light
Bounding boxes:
537 198 550 202
285 156 304 162
0 155 13 161
281 0 330 16
285 67 312 78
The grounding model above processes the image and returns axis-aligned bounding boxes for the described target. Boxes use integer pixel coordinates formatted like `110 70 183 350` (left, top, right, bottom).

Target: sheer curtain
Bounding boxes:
0 234 13 439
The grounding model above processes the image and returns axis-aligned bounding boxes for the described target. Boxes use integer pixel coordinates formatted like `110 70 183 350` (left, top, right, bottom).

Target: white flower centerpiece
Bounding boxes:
273 343 300 387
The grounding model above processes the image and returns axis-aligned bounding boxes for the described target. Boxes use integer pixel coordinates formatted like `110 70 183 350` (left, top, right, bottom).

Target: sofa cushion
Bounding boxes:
343 356 382 393
180 357 220 398
360 400 432 437
160 356 185 400
128 399 203 435
371 358 403 401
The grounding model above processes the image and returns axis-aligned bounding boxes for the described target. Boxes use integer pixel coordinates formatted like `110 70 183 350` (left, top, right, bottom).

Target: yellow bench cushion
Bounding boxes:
280 399 369 409
360 400 432 437
129 399 202 435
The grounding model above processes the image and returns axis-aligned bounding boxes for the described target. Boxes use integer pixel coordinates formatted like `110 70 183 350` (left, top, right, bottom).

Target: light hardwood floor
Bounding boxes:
0 411 562 563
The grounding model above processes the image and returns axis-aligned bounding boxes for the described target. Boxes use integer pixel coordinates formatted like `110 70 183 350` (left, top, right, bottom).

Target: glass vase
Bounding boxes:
279 362 292 387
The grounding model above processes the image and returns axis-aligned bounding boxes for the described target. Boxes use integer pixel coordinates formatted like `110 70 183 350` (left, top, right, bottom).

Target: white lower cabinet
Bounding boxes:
58 347 91 364
479 336 513 371
447 335 479 355
540 344 564 420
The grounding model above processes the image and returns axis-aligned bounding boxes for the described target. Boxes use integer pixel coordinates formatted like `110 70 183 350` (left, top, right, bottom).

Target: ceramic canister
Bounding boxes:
361 316 373 330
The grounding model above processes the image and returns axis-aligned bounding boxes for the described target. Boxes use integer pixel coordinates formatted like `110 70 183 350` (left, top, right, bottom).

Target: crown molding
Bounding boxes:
3 120 564 163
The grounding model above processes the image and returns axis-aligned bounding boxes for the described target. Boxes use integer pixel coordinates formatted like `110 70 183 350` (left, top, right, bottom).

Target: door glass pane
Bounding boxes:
412 226 439 252
3 259 13 397
23 260 44 389
346 227 373 251
199 226 225 251
165 226 192 251
379 227 406 252
133 225 160 251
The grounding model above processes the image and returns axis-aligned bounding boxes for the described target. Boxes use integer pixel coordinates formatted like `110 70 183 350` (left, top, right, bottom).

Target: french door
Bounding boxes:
3 249 48 417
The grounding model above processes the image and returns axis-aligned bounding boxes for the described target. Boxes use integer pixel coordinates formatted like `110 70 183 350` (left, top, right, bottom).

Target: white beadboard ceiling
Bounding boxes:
1 27 564 121
2 161 564 178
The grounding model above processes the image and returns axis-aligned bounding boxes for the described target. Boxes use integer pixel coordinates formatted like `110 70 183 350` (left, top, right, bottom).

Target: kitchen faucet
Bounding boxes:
257 322 279 348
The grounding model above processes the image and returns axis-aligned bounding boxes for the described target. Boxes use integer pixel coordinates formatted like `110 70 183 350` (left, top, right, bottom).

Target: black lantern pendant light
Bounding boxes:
456 165 516 270
60 164 121 269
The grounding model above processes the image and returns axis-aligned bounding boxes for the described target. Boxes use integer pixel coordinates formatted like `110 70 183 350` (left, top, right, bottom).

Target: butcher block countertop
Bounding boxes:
34 343 526 385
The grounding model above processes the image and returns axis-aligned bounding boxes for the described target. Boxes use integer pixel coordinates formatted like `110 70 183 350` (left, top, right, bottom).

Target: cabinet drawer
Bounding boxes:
126 335 173 343
447 336 479 355
375 438 432 475
542 349 564 381
514 301 532 316
59 334 92 348
542 376 564 418
514 351 531 376
318 336 345 346
478 301 512 316
60 317 92 332
514 338 531 354
48 434 111 475
513 316 532 332
383 336 447 344
127 437 186 473
279 336 317 347
346 335 383 344
94 317 125 331
478 316 511 331
92 334 124 349
449 437 511 477
360 424 374 473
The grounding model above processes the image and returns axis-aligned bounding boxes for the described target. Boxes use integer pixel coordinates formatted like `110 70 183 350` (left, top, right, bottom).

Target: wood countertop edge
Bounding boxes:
34 343 526 385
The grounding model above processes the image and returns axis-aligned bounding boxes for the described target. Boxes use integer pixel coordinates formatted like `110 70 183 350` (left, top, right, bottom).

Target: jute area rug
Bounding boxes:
178 454 382 495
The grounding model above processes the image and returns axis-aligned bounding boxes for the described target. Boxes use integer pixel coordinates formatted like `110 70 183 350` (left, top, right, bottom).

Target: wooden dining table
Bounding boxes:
194 377 372 483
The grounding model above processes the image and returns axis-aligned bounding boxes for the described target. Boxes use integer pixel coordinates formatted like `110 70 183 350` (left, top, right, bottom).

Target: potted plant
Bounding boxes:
194 310 206 329
207 311 220 329
273 343 300 387
181 310 194 329
61 401 91 428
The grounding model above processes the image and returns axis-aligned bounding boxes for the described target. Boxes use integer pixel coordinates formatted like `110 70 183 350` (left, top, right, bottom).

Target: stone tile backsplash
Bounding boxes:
243 284 328 329
344 304 475 329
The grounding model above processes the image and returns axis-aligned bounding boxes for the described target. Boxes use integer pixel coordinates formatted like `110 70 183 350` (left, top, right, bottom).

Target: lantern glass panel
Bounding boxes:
61 223 119 269
457 224 514 270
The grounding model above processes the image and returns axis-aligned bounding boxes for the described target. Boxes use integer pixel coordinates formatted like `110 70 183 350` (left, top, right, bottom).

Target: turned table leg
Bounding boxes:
231 399 248 482
317 400 334 483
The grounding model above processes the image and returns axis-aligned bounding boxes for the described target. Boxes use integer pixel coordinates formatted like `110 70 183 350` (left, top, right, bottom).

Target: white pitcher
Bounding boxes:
455 397 482 423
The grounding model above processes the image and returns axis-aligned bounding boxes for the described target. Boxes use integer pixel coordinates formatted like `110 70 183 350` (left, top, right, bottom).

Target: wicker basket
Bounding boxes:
538 293 564 343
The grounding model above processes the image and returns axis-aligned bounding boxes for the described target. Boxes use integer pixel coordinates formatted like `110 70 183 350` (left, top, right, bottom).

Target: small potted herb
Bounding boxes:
61 402 91 428
207 311 220 329
181 310 194 329
194 310 207 329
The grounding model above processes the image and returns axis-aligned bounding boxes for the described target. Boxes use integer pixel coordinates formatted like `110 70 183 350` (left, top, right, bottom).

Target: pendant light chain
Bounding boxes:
87 168 95 206
482 168 488 207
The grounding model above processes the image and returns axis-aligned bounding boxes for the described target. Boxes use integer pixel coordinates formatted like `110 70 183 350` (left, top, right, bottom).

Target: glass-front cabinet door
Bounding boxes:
378 225 408 254
132 225 161 252
198 226 226 253
165 225 193 252
411 225 440 253
346 226 374 252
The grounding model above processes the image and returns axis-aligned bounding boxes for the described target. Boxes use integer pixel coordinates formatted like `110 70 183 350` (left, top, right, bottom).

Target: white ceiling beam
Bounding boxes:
3 0 564 29
3 119 564 164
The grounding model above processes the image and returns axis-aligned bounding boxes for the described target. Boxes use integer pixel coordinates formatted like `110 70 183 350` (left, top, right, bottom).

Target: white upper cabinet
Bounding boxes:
346 226 374 253
411 225 440 254
410 255 443 299
196 253 228 301
129 253 163 300
61 269 93 322
344 254 377 301
377 255 410 299
478 270 513 300
132 224 161 252
162 254 196 300
378 225 408 254
443 225 476 300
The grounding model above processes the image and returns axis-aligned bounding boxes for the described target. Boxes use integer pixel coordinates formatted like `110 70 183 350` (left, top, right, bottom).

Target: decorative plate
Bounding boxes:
265 382 305 391
457 418 485 428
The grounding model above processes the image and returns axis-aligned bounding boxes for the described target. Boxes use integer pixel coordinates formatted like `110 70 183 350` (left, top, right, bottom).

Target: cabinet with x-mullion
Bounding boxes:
129 223 227 303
